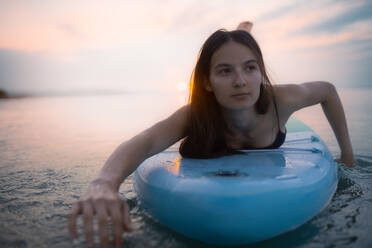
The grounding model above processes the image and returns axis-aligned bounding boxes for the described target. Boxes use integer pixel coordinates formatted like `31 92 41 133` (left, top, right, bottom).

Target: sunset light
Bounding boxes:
177 82 188 92
1 2 371 247
0 0 371 94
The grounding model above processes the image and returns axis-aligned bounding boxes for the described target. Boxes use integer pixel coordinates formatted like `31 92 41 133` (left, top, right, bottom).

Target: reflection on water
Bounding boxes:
0 89 371 247
0 92 186 170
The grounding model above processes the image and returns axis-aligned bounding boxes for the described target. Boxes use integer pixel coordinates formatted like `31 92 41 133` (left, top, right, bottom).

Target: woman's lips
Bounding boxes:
231 93 250 97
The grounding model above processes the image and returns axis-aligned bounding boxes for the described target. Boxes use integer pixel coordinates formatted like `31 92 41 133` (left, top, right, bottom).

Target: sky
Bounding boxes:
0 0 371 95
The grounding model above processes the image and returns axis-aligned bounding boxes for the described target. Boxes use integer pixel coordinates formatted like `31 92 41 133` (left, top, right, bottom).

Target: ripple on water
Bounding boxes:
303 157 371 248
0 156 371 248
0 167 80 247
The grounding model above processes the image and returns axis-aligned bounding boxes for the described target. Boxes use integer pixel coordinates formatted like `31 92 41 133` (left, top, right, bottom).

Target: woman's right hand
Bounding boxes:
68 179 133 248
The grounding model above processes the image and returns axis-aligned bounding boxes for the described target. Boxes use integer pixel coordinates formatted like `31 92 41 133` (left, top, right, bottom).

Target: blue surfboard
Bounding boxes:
134 118 338 246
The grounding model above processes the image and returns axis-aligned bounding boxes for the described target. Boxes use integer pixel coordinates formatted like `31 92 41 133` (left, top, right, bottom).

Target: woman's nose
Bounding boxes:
232 70 247 88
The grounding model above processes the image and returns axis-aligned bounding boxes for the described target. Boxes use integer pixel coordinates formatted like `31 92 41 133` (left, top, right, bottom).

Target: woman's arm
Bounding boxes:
276 81 356 167
68 105 189 248
97 104 189 190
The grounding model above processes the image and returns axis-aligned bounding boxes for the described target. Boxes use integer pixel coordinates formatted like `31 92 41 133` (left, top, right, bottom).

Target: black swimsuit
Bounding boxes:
261 95 287 149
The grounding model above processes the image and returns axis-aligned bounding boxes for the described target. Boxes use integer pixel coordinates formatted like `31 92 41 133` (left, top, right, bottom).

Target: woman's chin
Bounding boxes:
222 102 255 111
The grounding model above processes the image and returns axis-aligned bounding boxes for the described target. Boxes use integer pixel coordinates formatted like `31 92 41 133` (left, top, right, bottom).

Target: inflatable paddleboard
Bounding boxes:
133 118 338 246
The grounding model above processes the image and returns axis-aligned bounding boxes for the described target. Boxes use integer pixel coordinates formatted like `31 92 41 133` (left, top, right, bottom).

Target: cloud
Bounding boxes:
0 0 285 53
253 0 372 54
0 0 371 93
247 0 372 88
257 0 309 22
0 1 167 52
57 23 81 38
291 0 372 35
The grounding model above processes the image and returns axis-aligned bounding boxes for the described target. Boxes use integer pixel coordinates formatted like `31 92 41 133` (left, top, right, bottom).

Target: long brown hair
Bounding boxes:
179 29 274 158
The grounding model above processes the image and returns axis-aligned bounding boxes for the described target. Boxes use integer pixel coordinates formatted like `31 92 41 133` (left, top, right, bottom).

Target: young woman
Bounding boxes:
68 23 356 248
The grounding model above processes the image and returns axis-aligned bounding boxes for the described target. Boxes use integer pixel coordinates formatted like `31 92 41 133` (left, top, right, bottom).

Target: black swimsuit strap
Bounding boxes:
272 94 281 132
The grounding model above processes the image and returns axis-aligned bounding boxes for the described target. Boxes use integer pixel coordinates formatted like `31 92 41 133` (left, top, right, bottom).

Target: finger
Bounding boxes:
82 200 96 248
107 200 124 248
95 200 110 248
121 201 133 232
68 202 82 240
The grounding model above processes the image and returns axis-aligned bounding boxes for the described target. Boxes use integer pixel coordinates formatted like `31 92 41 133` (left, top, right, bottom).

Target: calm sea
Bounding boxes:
0 89 371 248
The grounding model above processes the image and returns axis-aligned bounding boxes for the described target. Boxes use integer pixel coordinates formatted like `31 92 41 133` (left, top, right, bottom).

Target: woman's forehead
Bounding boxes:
210 41 256 66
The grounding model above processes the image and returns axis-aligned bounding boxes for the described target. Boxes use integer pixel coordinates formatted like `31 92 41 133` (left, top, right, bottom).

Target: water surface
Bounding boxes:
0 89 371 247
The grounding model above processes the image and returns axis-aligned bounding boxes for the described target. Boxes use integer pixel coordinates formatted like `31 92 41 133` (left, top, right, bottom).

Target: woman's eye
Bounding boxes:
218 68 230 75
245 65 256 71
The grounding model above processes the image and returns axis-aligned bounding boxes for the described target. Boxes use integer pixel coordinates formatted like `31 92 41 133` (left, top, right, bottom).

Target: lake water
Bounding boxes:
0 89 371 248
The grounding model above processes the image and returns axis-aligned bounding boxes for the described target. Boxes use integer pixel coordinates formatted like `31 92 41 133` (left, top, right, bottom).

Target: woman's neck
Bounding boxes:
221 106 260 136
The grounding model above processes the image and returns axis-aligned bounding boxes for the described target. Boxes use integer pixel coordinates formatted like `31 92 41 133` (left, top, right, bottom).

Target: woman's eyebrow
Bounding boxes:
214 59 258 69
214 63 231 69
244 59 258 64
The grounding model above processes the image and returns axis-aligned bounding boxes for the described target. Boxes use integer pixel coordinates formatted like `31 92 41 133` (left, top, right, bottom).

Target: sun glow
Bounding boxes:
177 82 188 92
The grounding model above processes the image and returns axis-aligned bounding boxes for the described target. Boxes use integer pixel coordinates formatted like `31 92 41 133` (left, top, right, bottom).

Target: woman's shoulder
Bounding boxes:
271 83 307 116
168 104 190 123
272 83 318 104
271 84 297 106
176 104 191 118
272 84 298 98
272 81 333 113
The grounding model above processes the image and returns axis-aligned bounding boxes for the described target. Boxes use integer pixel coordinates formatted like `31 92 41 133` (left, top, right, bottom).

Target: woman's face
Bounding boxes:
207 41 262 110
